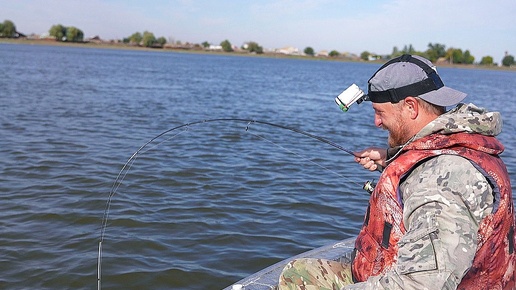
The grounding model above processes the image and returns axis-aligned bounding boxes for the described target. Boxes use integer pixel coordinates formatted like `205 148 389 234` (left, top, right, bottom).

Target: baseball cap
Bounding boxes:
367 54 467 106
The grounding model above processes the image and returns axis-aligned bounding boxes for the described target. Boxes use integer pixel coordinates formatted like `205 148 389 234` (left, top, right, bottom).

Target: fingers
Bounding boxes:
356 156 378 171
354 147 387 172
353 149 371 158
354 147 386 161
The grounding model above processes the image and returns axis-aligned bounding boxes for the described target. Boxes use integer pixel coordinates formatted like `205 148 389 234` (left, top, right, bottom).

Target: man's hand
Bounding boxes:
354 147 387 171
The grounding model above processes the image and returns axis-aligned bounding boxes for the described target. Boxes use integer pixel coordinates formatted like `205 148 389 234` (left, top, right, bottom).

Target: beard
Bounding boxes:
386 114 411 147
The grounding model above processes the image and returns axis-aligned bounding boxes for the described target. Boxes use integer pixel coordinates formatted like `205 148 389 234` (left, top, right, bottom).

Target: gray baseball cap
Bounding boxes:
367 54 467 106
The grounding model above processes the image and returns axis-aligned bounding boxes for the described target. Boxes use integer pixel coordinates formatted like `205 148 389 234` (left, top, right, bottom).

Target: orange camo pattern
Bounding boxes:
352 132 516 289
413 133 515 289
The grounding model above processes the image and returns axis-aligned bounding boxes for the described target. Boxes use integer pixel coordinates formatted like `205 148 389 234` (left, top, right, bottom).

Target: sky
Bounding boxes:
2 0 515 62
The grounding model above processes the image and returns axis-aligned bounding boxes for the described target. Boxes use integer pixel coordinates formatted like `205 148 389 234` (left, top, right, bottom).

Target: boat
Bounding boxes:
223 237 356 290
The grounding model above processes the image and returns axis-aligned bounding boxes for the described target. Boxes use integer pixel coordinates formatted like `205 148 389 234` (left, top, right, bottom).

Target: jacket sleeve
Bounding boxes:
343 155 494 290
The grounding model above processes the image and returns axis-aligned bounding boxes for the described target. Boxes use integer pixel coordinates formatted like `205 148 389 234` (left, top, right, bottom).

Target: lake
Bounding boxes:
0 43 514 289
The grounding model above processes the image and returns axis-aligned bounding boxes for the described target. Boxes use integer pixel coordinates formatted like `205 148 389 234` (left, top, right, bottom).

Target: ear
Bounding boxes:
404 97 419 119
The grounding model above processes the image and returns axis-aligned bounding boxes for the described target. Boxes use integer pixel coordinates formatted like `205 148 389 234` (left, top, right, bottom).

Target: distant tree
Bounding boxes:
360 51 371 61
245 41 263 54
220 39 233 52
329 50 340 57
49 24 67 41
446 48 464 64
66 26 84 42
156 36 167 46
128 32 143 45
0 20 16 38
453 49 463 64
304 47 314 56
48 24 84 42
502 54 515 67
479 56 494 65
426 43 446 62
391 46 402 58
201 41 210 48
142 31 156 47
463 50 474 64
402 44 416 55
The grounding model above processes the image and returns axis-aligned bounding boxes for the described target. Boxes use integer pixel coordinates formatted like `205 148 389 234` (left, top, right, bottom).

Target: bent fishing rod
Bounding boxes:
97 118 375 290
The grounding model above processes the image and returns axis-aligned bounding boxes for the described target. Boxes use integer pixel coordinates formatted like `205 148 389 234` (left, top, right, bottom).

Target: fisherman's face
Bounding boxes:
372 101 412 147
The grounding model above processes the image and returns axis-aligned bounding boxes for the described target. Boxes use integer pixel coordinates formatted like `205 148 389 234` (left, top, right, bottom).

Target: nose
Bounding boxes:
374 115 382 128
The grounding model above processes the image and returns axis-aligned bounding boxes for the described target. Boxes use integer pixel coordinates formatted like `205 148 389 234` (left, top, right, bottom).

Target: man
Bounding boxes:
279 54 516 289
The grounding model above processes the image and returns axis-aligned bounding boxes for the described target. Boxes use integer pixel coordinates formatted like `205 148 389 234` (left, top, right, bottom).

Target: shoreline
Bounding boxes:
2 38 514 71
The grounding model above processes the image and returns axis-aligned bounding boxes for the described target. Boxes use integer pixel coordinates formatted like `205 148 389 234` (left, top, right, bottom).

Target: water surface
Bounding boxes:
0 43 514 289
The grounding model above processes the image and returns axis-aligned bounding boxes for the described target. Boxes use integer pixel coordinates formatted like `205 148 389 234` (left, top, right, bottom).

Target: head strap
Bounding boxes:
367 54 444 103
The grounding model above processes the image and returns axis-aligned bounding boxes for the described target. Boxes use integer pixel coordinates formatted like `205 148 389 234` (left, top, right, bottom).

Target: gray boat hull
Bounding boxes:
224 237 355 290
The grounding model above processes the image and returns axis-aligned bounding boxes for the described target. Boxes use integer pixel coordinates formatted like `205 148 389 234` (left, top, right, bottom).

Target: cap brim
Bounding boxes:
419 86 467 107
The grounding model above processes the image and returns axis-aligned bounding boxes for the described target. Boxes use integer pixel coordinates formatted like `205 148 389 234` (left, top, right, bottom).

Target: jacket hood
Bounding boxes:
415 103 503 139
386 103 503 162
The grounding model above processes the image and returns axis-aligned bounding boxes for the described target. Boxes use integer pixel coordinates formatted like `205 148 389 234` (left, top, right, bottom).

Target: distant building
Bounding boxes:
208 44 223 51
316 50 329 57
435 57 450 65
275 46 300 55
87 35 104 44
340 52 359 59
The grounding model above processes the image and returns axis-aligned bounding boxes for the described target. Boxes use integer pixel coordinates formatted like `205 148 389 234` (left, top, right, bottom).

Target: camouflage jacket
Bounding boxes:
346 103 515 289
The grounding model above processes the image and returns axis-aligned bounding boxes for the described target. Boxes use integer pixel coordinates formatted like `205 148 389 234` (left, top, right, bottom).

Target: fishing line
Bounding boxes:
97 118 361 290
244 124 363 188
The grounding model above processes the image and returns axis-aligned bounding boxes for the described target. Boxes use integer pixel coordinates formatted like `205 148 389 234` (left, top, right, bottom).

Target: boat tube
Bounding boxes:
224 237 356 290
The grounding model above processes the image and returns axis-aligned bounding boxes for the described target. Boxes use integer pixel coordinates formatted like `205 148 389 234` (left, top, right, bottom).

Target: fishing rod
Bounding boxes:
96 118 373 290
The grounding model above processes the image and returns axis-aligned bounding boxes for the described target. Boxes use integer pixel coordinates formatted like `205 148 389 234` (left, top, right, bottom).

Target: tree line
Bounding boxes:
1 19 515 67
49 24 84 42
361 43 515 67
124 31 167 47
